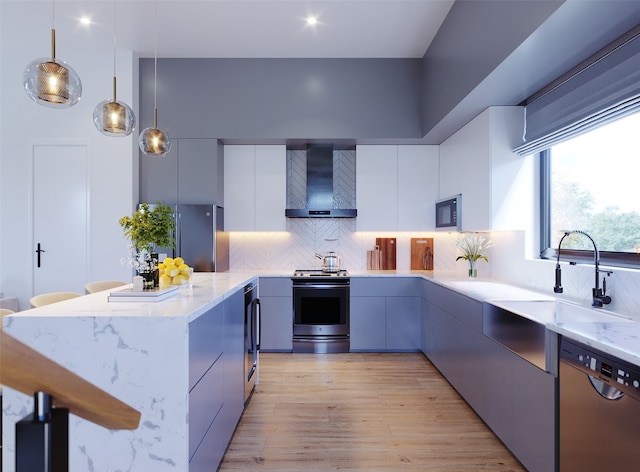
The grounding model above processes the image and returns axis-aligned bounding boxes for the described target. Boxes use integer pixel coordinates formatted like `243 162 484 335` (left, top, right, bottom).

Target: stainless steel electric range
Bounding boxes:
291 270 350 353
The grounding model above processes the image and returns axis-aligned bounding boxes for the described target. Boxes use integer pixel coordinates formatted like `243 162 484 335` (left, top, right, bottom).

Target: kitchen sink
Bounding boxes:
482 299 632 372
445 280 556 301
487 299 633 325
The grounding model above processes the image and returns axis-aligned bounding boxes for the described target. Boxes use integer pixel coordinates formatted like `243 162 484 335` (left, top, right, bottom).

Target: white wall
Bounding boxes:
0 44 138 309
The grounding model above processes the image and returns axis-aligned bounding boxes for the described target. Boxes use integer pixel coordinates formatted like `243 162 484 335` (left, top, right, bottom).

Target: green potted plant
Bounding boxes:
119 202 175 288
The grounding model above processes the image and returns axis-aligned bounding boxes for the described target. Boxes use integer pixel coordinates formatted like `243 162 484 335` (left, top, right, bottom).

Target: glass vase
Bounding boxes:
468 259 478 279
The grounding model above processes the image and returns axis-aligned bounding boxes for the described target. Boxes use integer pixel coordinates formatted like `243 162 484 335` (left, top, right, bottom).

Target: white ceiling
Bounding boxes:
1 0 455 58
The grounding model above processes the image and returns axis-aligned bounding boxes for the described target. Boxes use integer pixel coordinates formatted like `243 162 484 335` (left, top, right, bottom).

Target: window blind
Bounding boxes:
514 25 640 156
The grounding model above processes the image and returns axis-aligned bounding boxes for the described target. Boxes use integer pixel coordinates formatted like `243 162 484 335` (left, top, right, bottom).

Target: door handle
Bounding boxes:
36 243 46 268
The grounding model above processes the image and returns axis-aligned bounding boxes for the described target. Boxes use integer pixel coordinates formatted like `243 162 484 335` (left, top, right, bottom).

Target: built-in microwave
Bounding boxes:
435 194 461 231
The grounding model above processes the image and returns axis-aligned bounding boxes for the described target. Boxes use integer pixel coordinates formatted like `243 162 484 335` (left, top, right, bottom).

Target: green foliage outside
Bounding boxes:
552 176 640 253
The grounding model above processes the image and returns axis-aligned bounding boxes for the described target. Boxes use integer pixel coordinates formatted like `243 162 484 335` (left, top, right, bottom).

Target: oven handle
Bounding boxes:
292 283 349 290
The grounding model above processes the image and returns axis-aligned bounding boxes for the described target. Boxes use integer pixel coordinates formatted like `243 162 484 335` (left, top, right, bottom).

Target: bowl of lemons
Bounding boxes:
158 257 192 287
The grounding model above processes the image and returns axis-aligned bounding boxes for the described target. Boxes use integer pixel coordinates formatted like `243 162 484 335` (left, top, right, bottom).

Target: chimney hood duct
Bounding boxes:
285 144 357 218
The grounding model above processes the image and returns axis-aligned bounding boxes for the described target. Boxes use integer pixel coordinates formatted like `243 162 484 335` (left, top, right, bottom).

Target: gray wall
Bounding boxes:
139 58 423 141
420 0 564 139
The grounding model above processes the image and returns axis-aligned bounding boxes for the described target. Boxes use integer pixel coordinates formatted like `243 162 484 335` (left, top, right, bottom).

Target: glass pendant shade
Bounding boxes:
139 124 172 156
93 2 136 137
141 2 172 157
93 98 136 136
23 57 82 108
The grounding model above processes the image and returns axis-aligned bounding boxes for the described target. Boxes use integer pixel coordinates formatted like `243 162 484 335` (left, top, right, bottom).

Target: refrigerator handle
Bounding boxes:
175 210 180 258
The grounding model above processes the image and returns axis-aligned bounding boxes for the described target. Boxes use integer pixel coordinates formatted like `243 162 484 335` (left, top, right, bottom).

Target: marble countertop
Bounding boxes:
4 272 257 324
341 270 640 366
8 269 640 366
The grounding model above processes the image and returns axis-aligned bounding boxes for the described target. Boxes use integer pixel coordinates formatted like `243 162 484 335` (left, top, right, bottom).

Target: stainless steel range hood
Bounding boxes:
285 145 357 218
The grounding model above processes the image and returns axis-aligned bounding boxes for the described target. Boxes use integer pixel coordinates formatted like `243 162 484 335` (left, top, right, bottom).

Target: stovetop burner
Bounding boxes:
293 269 349 277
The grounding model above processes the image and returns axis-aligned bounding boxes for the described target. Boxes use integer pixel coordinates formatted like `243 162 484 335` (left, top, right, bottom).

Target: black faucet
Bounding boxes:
553 230 612 307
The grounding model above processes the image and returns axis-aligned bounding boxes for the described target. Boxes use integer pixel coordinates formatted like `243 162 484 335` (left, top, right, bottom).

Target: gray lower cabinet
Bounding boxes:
510 351 556 472
350 296 385 350
386 296 421 350
222 288 245 440
350 277 421 351
421 279 556 472
188 286 245 471
258 277 293 351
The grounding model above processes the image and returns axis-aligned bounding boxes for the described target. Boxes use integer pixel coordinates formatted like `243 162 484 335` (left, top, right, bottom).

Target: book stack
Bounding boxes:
108 285 179 302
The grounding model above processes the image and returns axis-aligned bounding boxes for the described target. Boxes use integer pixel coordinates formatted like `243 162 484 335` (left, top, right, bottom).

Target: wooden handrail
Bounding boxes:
0 330 141 430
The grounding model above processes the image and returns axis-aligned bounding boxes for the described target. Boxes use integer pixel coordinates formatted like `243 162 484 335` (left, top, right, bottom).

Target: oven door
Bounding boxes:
292 280 349 337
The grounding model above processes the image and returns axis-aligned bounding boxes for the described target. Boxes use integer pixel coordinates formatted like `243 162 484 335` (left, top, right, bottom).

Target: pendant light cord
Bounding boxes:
113 0 117 79
153 0 158 127
112 0 117 101
51 0 56 61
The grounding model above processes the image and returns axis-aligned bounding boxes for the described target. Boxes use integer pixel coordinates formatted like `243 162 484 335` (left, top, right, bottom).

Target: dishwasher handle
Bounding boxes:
587 374 625 401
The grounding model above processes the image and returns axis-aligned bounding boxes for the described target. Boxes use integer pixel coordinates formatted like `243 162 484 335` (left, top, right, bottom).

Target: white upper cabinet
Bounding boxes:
254 145 286 231
439 106 529 232
356 145 398 231
397 145 438 231
224 145 286 231
356 145 438 231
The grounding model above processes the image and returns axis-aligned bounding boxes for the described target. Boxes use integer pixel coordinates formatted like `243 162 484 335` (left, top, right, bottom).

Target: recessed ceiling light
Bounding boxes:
79 16 92 26
306 16 319 26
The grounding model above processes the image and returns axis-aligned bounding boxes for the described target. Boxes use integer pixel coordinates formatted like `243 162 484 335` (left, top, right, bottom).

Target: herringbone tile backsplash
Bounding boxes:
228 223 457 272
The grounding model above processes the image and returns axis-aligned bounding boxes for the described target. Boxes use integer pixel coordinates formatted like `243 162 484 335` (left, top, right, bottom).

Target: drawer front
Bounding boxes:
424 281 482 331
189 304 224 389
189 357 224 459
259 276 292 296
189 406 228 472
351 277 419 297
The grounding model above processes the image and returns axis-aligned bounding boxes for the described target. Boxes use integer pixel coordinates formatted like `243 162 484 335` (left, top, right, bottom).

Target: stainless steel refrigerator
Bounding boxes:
175 204 229 272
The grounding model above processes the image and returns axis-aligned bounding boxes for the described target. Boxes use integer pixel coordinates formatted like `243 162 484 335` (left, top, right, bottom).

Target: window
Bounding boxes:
541 111 640 267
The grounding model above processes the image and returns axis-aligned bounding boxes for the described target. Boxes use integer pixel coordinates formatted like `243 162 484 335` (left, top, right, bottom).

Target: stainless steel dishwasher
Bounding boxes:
559 337 640 471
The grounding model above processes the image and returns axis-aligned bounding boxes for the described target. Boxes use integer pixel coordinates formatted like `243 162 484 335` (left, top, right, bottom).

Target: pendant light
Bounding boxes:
93 0 135 136
23 0 82 108
139 1 172 156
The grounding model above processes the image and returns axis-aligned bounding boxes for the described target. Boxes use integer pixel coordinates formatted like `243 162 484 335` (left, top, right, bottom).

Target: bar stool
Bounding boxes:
84 280 127 294
29 292 82 308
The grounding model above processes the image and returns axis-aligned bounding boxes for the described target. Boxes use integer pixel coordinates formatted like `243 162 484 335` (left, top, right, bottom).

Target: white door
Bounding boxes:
32 143 88 296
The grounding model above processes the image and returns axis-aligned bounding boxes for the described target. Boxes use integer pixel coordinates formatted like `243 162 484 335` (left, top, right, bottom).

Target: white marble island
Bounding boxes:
2 272 256 472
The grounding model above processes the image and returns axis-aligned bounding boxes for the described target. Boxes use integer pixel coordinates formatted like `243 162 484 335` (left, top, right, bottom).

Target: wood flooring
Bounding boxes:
219 353 526 471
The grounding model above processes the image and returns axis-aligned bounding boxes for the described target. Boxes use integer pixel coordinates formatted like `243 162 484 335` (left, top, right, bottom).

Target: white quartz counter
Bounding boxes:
1 272 256 472
325 269 640 366
3 272 257 325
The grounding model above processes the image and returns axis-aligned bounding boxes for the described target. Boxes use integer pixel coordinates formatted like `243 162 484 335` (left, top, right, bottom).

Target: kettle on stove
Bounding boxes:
315 251 341 272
